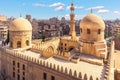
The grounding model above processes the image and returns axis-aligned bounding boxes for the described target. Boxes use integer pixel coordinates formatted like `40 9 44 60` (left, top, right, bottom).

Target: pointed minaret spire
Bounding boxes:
69 1 77 40
20 13 22 17
91 8 93 14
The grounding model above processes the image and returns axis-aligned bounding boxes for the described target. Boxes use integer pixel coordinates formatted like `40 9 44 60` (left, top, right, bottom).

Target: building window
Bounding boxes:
23 72 25 76
80 28 82 33
61 43 63 45
13 67 15 71
17 41 21 48
65 44 66 46
51 76 55 80
61 47 63 50
98 29 101 34
87 29 90 34
13 72 15 78
22 77 25 80
17 62 20 68
11 42 13 47
23 64 25 70
17 74 20 80
43 73 47 80
17 69 20 73
26 40 29 46
65 48 66 50
13 61 15 66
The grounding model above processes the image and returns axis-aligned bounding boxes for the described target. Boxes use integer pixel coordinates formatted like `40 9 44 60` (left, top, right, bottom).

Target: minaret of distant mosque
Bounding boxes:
69 1 77 40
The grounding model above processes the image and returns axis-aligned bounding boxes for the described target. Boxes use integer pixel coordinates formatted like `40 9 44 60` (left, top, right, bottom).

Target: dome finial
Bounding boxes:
90 8 93 14
20 13 22 17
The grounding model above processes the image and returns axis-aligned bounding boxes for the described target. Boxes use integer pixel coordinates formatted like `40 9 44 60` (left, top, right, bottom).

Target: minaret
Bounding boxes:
69 2 77 40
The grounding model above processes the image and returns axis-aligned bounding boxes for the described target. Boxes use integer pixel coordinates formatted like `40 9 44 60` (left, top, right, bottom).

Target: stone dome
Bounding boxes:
80 14 105 42
80 14 105 31
9 17 32 31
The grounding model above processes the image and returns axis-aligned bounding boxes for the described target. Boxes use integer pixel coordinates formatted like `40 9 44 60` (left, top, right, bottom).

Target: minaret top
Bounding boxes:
70 1 75 13
90 8 93 14
20 13 22 17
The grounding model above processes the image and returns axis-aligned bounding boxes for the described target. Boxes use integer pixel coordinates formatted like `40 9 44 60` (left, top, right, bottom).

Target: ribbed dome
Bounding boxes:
80 14 105 30
9 17 32 31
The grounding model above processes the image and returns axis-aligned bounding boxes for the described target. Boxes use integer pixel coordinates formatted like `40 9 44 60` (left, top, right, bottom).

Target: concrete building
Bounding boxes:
0 25 8 41
26 14 31 22
0 16 7 21
0 2 115 80
0 15 8 41
114 24 120 35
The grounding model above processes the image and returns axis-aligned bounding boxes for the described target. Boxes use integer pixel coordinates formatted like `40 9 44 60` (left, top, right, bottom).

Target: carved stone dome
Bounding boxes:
80 14 105 42
9 17 32 31
80 14 105 31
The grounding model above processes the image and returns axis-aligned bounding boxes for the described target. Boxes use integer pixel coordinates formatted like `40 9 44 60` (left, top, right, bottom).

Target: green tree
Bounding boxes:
41 36 45 42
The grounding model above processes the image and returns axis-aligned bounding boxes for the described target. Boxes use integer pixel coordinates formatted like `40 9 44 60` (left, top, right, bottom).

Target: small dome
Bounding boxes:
9 17 32 31
80 14 105 30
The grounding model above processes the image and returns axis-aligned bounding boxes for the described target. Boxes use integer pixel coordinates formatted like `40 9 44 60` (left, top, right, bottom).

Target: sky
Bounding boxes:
0 0 120 20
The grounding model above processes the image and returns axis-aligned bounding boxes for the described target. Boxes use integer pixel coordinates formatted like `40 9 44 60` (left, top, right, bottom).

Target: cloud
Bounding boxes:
66 5 83 10
49 2 64 7
114 11 120 15
66 6 71 10
98 9 109 13
86 6 104 10
65 14 70 20
55 6 64 11
75 15 84 20
77 6 84 9
33 3 45 7
65 14 84 20
49 2 65 11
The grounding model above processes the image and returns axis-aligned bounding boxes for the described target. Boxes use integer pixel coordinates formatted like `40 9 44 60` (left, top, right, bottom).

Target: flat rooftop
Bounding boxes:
19 50 105 80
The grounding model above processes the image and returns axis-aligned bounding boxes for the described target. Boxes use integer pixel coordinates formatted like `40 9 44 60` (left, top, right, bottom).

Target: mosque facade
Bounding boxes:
0 2 115 80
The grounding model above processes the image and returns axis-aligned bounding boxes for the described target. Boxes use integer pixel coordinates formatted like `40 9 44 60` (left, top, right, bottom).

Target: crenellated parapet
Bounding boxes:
0 46 101 80
104 41 115 80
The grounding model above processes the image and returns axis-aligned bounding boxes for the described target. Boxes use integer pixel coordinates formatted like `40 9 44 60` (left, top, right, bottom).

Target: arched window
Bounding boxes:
26 40 29 46
17 41 21 48
87 29 90 34
98 29 101 34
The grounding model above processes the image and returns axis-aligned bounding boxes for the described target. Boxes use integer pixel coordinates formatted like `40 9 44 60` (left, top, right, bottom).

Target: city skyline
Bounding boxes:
0 0 120 20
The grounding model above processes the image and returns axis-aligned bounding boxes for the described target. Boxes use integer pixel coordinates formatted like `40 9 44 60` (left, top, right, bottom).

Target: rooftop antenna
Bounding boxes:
91 8 93 14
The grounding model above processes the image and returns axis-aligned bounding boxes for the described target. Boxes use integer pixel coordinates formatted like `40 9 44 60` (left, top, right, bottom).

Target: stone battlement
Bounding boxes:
0 47 101 80
0 46 113 80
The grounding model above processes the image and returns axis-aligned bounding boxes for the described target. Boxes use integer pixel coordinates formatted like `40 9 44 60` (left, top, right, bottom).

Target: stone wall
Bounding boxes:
115 69 120 80
114 38 120 50
0 47 103 80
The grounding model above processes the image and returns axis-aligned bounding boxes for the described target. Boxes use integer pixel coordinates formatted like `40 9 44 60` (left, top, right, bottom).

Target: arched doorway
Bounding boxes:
17 41 21 48
26 40 29 46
